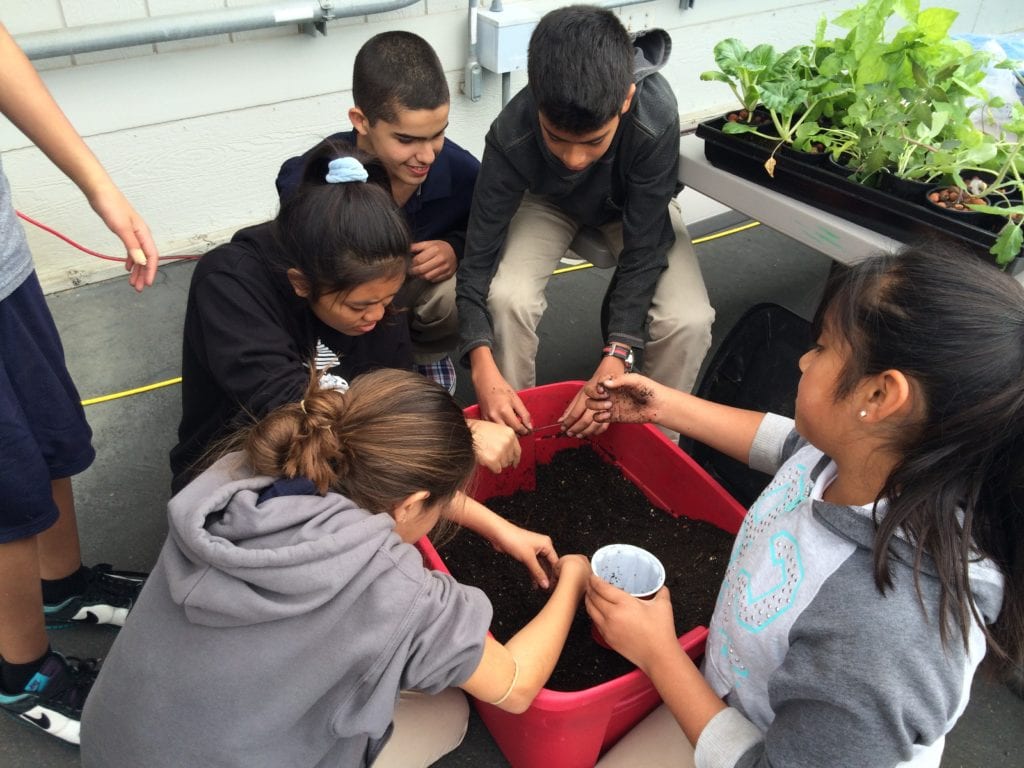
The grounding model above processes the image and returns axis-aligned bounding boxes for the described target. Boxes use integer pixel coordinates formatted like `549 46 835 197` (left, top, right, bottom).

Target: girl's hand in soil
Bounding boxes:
467 418 522 472
585 575 678 671
584 373 666 425
552 554 592 598
490 522 560 590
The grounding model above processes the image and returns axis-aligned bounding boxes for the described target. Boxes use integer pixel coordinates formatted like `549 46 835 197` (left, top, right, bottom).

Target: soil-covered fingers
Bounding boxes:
588 374 662 424
505 528 559 589
564 407 609 438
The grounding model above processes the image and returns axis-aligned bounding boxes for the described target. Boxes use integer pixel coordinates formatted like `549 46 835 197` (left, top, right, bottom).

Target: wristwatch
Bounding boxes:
602 342 635 372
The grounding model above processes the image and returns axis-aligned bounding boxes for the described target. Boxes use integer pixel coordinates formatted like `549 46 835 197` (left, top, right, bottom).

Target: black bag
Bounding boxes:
689 303 811 508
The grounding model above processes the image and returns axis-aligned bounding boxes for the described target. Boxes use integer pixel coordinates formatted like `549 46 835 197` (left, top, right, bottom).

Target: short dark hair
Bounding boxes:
352 31 450 124
272 139 410 300
527 5 633 134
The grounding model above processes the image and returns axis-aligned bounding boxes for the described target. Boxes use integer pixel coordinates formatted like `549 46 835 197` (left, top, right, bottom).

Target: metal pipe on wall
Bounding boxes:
15 0 420 61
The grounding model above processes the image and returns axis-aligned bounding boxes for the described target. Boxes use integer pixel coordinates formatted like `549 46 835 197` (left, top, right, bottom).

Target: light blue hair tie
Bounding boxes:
325 156 369 184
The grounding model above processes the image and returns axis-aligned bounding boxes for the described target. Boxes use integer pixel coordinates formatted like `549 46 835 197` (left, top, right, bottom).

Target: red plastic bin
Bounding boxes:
418 381 747 768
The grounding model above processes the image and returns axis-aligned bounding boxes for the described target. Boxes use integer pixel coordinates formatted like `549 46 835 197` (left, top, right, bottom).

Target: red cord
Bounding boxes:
16 210 200 262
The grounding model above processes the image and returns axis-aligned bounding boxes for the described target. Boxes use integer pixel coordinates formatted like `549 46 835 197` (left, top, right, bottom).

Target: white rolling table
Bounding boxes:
678 133 901 266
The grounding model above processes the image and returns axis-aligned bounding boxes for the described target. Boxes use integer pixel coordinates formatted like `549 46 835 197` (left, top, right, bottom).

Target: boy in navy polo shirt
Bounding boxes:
277 32 477 393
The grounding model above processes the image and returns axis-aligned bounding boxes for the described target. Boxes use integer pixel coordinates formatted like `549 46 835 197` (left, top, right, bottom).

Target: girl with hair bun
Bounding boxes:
170 140 520 495
83 369 592 768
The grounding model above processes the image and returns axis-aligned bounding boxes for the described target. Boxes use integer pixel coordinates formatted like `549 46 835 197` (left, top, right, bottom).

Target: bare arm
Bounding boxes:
459 554 590 713
0 24 159 290
469 346 533 434
586 575 725 745
445 493 558 588
585 373 766 465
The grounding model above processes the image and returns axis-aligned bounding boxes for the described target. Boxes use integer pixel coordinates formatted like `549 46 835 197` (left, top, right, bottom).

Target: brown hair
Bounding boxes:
242 369 475 517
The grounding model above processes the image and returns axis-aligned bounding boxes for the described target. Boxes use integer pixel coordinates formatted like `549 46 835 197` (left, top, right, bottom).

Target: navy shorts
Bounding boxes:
0 272 94 543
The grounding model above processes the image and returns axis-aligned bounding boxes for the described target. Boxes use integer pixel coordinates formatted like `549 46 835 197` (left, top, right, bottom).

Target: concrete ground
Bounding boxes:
2 217 1022 767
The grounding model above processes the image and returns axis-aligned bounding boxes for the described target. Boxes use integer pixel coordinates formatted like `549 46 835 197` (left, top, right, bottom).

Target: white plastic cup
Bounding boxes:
591 544 666 599
590 544 666 648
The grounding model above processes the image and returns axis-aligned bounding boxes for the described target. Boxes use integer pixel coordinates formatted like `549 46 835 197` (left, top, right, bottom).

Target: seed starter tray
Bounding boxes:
696 117 1001 262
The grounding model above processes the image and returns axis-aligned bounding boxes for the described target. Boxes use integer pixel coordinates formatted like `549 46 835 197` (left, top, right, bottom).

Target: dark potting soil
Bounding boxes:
437 445 737 691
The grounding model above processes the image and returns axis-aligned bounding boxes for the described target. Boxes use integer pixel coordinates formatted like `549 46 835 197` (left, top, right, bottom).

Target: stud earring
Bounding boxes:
858 410 868 418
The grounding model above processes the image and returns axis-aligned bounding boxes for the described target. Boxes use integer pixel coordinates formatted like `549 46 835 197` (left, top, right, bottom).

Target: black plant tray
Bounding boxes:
696 117 1000 262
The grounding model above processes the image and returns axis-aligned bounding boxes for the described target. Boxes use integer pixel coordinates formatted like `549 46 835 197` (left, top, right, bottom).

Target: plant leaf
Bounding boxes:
712 39 749 76
700 71 733 84
916 8 958 43
990 222 1024 266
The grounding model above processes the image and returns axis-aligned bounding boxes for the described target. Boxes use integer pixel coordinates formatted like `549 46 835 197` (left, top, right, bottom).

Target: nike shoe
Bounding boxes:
44 564 147 628
0 653 99 745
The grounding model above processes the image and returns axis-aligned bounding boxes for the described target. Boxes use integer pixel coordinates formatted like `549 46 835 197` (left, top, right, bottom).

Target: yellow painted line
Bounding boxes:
693 220 761 243
82 220 762 405
81 377 182 406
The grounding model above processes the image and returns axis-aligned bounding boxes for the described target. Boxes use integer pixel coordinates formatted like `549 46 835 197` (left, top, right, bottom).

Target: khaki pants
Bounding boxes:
397 275 459 366
488 193 714 394
596 704 697 768
373 689 470 768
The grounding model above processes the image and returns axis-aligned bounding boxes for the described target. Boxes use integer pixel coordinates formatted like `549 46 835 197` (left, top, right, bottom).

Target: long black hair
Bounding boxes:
271 139 410 301
815 245 1024 676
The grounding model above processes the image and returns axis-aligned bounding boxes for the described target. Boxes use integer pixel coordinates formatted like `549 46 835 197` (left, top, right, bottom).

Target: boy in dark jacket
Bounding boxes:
456 5 714 435
277 32 478 394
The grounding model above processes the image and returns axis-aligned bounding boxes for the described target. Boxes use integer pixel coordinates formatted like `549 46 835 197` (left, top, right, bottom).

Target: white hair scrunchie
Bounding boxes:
325 156 369 184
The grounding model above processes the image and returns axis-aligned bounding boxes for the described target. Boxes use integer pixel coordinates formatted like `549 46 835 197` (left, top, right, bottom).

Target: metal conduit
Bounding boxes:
16 0 420 61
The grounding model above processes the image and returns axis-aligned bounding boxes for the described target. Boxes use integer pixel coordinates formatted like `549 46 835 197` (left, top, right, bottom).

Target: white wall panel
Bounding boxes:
0 0 1019 290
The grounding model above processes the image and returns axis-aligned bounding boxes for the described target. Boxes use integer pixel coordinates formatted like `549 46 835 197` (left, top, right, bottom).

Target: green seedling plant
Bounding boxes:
967 104 1024 266
700 0 1022 265
700 38 802 123
702 36 850 177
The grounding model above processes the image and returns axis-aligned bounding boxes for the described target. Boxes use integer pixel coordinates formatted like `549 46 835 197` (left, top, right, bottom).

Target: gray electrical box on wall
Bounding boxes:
476 6 539 73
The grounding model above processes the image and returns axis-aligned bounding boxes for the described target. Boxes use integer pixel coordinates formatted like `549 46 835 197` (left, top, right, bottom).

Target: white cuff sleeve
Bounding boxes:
695 707 763 768
747 413 795 475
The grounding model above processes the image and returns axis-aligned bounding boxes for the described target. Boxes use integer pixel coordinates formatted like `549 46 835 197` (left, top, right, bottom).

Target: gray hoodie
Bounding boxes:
81 452 491 768
696 414 1005 768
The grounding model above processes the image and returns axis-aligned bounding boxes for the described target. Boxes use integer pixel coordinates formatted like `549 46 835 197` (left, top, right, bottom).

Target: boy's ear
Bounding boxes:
861 369 912 423
349 106 370 136
287 268 311 299
620 83 637 115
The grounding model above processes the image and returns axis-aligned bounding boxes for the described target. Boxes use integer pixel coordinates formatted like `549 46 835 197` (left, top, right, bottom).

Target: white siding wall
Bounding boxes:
1 0 1020 292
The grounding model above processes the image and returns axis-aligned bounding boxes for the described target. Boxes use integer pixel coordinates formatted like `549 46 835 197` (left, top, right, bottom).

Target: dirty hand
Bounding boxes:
474 367 533 435
468 418 522 472
585 574 677 669
490 522 559 590
584 373 666 425
87 182 160 292
409 240 457 283
558 357 632 437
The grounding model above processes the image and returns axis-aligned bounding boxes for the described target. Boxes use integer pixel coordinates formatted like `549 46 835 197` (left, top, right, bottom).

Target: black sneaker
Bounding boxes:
44 564 147 628
0 653 99 744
